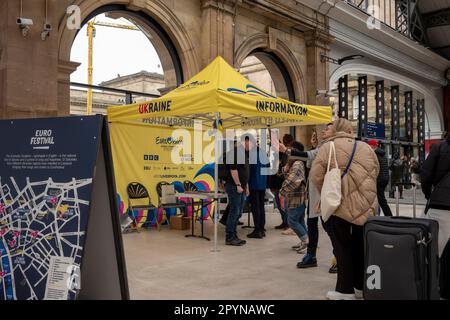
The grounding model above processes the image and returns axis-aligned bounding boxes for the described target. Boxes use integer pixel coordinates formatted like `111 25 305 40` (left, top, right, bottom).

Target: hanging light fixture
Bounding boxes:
320 52 364 65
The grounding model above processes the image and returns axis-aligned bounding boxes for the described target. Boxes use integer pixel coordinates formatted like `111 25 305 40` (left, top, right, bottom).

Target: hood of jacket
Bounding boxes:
324 132 355 143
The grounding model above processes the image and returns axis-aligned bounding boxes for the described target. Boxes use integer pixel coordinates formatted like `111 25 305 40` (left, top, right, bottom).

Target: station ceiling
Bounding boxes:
419 0 450 60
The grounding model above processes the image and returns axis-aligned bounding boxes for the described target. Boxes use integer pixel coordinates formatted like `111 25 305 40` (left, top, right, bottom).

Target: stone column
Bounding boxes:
200 0 237 67
0 0 61 119
58 60 80 116
300 29 333 149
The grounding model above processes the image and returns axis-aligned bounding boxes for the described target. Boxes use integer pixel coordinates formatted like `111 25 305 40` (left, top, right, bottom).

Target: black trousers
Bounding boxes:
377 182 392 216
306 201 336 256
331 216 364 294
249 190 266 233
307 216 336 257
389 181 403 198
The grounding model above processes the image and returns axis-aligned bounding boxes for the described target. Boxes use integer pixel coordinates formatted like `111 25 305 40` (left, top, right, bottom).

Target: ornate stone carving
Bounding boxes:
268 27 278 51
304 29 333 50
201 0 240 15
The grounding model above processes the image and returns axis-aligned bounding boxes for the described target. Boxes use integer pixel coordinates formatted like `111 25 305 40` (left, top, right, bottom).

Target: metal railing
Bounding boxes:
347 0 396 29
69 82 162 115
345 0 427 44
70 82 160 104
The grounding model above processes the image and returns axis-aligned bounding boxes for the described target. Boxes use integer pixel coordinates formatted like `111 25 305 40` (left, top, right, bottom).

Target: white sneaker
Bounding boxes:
354 289 363 300
326 291 356 300
295 242 308 254
291 242 302 250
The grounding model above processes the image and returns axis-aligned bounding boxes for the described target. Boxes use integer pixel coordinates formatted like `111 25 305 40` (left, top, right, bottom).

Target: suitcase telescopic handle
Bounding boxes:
395 182 417 218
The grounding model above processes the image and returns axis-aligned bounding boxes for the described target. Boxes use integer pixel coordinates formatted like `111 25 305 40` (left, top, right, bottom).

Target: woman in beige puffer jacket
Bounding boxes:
310 118 379 300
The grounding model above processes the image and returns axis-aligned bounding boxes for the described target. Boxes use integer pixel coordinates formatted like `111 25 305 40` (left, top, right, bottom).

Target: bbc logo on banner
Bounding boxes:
144 155 159 161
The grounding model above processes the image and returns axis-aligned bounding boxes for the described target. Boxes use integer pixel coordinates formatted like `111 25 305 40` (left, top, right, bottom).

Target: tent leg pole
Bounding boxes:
212 113 220 253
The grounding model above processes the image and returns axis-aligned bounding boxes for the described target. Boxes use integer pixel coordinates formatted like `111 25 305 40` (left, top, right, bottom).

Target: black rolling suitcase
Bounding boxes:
363 183 440 300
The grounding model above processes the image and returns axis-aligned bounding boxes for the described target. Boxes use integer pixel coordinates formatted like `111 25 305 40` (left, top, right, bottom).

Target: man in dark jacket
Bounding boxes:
218 142 244 227
368 140 392 216
421 132 450 255
389 152 404 198
247 146 269 239
224 134 254 246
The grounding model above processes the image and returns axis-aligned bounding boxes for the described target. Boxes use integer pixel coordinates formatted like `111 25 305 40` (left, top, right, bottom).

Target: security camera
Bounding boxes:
16 18 34 26
43 23 52 31
41 23 52 40
17 18 33 37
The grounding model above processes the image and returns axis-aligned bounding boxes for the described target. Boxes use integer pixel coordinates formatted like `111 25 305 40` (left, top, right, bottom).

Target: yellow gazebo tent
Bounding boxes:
107 56 332 251
108 56 331 128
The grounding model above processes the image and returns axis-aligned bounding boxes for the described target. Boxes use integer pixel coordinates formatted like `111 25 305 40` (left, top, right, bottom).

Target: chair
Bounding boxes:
183 180 203 219
125 182 157 232
183 180 198 192
156 182 188 226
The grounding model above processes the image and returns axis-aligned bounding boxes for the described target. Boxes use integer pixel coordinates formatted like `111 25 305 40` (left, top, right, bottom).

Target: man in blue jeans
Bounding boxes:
224 135 253 246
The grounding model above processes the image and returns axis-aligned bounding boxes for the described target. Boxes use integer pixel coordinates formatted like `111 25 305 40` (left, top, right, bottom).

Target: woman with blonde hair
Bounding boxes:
279 123 338 272
310 118 379 300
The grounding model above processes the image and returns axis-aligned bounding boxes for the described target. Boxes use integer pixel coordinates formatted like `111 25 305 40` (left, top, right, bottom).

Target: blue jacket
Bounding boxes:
249 149 268 191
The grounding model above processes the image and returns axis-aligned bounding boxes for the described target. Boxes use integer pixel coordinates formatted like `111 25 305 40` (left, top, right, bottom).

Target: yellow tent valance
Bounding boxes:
107 56 332 128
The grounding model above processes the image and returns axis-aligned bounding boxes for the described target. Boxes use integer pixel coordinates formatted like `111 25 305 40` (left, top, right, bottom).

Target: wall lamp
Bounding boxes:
320 53 364 65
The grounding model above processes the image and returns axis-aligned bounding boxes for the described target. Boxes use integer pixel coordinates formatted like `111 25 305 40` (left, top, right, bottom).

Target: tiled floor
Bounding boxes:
122 204 424 300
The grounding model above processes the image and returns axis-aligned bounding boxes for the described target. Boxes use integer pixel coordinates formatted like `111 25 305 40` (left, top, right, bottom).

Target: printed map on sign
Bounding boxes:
0 177 91 300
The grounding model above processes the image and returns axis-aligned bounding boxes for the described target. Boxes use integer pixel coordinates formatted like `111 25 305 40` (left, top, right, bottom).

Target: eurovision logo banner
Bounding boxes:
109 122 216 227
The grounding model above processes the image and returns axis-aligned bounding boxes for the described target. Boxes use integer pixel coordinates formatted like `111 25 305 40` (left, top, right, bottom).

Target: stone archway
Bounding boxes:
234 33 307 104
330 63 444 137
57 0 200 113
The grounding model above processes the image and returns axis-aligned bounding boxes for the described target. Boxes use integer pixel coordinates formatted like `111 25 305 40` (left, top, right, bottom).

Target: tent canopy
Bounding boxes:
107 56 332 129
107 56 332 252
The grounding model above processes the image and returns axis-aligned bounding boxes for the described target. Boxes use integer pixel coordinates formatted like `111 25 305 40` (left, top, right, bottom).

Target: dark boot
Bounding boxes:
307 246 317 257
226 238 246 246
247 231 263 239
297 253 318 268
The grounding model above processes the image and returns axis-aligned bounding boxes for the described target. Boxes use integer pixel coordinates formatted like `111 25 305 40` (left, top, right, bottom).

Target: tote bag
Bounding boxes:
321 142 341 222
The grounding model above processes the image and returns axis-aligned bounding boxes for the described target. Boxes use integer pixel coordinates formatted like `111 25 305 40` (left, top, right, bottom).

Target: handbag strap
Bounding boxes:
326 142 332 172
342 141 358 178
327 142 338 172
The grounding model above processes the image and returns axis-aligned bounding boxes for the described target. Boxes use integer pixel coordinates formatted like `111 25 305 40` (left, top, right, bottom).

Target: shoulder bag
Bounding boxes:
321 141 358 222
